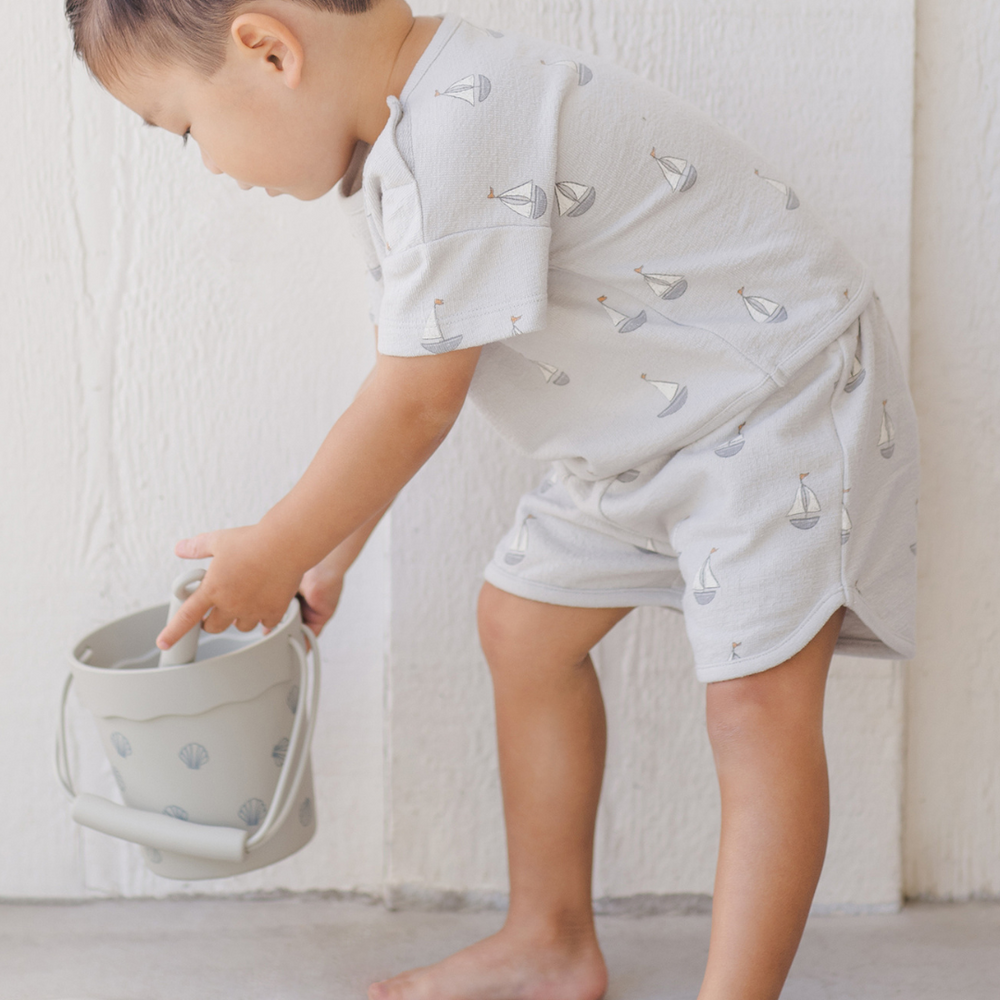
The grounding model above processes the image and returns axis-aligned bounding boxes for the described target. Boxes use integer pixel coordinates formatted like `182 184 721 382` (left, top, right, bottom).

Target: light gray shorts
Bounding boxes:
483 294 920 683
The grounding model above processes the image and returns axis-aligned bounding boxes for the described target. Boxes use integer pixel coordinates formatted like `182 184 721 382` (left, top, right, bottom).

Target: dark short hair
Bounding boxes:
66 0 379 84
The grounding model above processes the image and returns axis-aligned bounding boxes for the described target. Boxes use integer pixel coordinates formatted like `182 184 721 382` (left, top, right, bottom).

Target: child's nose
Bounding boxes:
200 148 223 175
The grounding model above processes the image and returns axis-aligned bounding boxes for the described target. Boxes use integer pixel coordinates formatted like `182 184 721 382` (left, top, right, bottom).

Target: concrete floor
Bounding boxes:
1 895 997 999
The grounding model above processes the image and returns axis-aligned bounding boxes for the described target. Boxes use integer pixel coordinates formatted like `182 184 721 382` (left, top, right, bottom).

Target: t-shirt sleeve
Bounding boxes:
367 96 552 358
376 225 551 356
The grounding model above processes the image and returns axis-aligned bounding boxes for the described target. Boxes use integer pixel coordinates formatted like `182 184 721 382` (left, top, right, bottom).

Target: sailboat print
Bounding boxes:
421 298 463 354
641 373 688 416
787 473 822 530
634 537 664 554
650 148 698 192
616 469 640 483
879 400 895 458
693 548 721 604
715 422 746 458
845 332 866 392
540 59 593 85
538 470 558 493
435 74 492 105
754 169 800 210
598 296 647 333
555 181 596 217
635 266 687 300
841 489 852 545
505 515 535 565
729 641 742 662
528 358 570 385
739 288 788 323
488 181 548 219
369 264 382 282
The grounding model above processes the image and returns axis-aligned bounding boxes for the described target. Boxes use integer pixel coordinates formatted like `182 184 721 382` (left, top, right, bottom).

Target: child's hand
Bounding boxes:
156 524 304 650
297 564 346 637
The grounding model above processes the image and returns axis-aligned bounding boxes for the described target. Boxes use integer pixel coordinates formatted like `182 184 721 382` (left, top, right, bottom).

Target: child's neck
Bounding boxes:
355 13 443 147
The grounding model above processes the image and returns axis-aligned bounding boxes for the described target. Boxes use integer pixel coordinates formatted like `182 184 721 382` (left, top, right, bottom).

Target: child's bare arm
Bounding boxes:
296 326 391 634
156 339 483 648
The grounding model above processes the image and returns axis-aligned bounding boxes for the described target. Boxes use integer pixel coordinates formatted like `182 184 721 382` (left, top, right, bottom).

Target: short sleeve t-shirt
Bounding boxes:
334 11 874 482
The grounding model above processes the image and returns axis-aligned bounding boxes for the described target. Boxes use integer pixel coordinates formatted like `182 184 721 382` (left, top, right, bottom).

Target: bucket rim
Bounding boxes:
70 597 302 675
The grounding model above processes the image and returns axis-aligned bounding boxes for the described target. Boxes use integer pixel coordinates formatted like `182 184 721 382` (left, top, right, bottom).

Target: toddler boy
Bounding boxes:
66 2 920 998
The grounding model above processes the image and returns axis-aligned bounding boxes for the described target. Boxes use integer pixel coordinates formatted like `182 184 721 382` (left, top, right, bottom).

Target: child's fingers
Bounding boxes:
175 532 216 559
156 591 213 649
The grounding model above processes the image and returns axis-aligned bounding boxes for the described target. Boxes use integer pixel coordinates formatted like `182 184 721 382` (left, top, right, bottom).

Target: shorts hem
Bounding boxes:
483 563 684 610
694 585 915 684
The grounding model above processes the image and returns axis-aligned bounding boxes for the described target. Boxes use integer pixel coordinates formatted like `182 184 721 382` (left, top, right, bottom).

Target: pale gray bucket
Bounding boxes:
55 570 321 880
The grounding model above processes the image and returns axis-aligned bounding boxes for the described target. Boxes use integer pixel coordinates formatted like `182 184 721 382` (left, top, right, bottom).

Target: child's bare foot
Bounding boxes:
367 923 608 1000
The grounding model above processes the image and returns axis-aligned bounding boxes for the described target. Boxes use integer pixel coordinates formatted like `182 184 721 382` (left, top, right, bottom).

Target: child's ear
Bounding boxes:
230 14 304 89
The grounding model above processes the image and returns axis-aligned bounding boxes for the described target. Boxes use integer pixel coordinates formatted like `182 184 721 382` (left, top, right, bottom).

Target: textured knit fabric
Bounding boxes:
334 11 920 681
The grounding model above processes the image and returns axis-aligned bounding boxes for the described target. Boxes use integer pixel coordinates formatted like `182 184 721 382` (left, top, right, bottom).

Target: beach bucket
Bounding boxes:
55 569 321 880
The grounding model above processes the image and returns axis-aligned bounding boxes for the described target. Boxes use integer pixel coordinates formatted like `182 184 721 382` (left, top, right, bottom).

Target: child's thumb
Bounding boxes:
175 533 214 559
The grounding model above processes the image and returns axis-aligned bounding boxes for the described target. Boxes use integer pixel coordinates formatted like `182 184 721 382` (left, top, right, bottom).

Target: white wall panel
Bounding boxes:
3 0 964 909
0 3 387 897
906 0 1000 901
388 0 914 911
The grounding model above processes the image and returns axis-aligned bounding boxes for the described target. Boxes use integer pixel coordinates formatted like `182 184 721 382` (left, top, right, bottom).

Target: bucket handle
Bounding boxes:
55 623 321 863
245 627 320 852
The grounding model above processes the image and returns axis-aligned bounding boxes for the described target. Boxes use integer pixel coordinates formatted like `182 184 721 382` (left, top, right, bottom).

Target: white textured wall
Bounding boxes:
0 0 387 897
5 0 993 909
905 0 1000 900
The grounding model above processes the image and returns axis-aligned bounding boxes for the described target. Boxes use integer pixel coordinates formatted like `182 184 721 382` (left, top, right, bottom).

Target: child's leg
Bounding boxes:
697 604 847 1000
369 582 632 1000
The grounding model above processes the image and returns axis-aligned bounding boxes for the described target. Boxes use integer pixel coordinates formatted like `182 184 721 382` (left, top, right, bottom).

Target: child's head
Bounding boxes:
66 0 405 200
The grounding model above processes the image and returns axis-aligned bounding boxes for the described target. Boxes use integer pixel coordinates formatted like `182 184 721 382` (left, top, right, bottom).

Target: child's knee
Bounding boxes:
476 582 543 672
705 666 824 752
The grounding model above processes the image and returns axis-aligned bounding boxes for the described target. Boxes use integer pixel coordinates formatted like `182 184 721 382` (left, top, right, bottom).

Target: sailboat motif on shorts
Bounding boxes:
641 373 688 416
505 515 535 565
488 181 548 219
739 288 788 323
598 296 647 333
755 169 800 210
841 490 853 545
694 549 720 604
540 59 593 85
879 400 895 458
715 422 746 458
635 266 687 300
529 358 570 385
845 331 866 392
788 473 822 530
421 299 463 354
729 641 742 662
555 181 596 217
650 148 698 192
435 74 492 105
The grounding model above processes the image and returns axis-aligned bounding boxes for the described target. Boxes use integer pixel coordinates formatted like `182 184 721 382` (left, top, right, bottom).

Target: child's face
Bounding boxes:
109 58 352 201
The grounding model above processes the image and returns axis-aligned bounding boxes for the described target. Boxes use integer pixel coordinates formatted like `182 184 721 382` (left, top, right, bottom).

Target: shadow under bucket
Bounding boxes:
56 572 321 880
